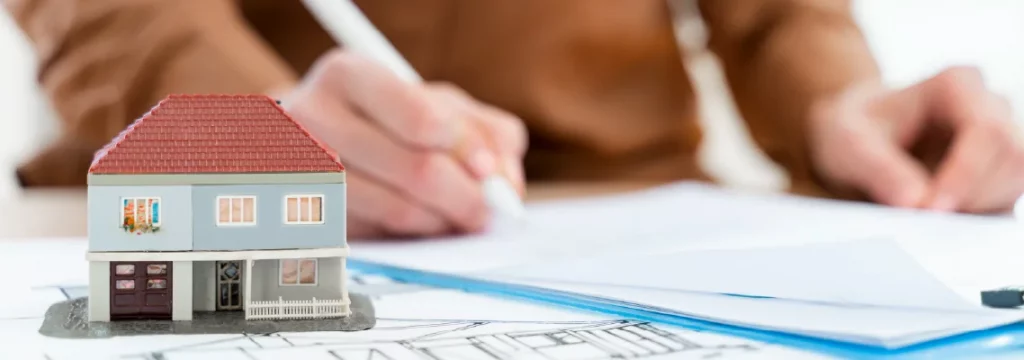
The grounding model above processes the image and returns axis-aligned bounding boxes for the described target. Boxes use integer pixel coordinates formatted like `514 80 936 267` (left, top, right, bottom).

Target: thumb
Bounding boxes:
845 136 931 208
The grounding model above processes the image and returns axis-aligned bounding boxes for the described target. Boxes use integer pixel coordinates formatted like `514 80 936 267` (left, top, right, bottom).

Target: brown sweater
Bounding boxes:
3 0 879 196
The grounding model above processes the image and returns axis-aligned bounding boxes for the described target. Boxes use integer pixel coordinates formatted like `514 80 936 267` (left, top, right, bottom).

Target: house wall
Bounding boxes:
87 185 193 252
192 261 216 311
172 261 193 321
191 184 346 251
87 261 110 322
250 257 343 301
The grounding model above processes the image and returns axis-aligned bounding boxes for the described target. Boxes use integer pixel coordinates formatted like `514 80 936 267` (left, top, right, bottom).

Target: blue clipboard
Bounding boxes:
348 258 1024 359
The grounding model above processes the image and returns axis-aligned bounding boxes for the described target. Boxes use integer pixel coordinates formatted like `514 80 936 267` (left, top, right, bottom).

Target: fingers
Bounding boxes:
964 147 1024 214
474 103 529 192
314 50 461 150
921 77 1024 213
424 85 500 180
312 50 523 184
876 66 1024 214
290 49 526 237
346 172 449 238
922 66 990 130
878 67 989 148
811 66 1023 214
807 83 932 208
427 83 529 191
938 107 1024 213
287 85 492 234
426 83 528 155
923 122 1002 211
845 134 932 208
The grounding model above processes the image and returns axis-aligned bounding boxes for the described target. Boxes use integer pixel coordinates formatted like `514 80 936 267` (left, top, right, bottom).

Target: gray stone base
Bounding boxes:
39 293 376 339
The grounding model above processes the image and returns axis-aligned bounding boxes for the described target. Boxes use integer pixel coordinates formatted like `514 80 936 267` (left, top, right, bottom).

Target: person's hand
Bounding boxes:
809 66 1024 213
281 49 527 238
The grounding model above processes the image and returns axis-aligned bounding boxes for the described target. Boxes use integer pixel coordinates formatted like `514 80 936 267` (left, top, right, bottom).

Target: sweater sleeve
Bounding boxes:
697 0 881 197
3 0 299 186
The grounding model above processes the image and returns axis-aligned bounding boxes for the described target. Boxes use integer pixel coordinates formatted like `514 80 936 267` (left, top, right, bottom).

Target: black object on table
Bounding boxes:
981 287 1024 308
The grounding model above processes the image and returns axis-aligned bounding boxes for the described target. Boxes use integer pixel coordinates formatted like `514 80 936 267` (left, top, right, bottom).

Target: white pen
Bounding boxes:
301 0 526 220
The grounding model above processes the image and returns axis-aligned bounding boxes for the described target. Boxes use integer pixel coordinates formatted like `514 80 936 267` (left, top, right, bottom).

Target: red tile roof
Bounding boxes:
89 94 345 174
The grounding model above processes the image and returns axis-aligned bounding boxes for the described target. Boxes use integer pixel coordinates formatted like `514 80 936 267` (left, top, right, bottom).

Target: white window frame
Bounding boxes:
279 258 318 286
120 197 162 227
283 194 325 225
216 195 258 226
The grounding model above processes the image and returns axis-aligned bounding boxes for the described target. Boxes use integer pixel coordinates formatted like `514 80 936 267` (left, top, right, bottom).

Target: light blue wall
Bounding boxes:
87 185 194 252
250 258 342 301
191 184 346 251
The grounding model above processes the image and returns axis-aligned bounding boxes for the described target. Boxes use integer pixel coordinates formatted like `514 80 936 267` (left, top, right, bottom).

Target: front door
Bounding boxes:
216 261 243 311
110 262 172 320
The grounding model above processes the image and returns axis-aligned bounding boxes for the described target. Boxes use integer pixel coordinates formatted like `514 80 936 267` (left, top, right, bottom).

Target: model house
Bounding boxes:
85 94 350 322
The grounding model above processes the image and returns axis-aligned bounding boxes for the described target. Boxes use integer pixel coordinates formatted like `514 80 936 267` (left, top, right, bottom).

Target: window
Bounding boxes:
279 258 317 286
284 195 324 224
115 264 135 276
217 196 256 225
147 264 167 275
147 279 167 289
115 280 135 290
122 197 161 233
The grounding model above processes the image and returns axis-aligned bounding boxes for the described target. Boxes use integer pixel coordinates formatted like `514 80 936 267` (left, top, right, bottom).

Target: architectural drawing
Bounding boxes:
6 272 823 357
111 319 761 360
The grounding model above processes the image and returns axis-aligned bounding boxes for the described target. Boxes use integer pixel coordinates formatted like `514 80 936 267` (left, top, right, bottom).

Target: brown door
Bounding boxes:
110 261 172 320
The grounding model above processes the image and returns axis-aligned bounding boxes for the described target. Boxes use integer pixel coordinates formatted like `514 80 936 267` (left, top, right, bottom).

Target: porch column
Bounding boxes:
244 259 253 319
171 261 193 321
340 256 351 315
87 261 110 322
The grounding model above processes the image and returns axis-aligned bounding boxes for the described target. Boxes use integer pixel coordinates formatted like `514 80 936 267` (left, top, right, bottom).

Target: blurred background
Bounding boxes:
0 1 1021 197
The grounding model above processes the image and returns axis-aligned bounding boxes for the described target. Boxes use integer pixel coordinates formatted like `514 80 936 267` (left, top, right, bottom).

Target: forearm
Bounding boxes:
698 0 881 196
4 0 298 186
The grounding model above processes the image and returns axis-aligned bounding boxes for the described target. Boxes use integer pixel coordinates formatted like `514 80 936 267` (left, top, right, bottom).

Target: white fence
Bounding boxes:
246 297 350 320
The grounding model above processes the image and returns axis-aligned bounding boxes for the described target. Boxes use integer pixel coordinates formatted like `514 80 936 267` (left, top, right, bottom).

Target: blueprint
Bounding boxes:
0 241 825 360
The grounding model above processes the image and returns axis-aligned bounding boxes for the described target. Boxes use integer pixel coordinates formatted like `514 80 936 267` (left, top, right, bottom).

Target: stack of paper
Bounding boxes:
349 182 1024 350
480 239 1024 348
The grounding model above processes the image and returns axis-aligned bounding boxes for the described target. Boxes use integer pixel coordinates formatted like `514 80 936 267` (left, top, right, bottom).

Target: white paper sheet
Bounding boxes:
354 182 1024 277
0 240 823 360
495 278 1022 349
350 181 1024 348
482 238 978 311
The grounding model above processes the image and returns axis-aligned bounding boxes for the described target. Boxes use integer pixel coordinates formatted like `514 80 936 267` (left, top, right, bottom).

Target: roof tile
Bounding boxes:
88 94 345 174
